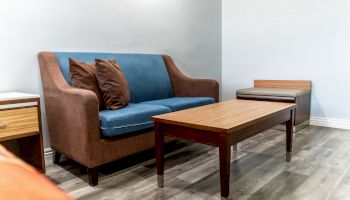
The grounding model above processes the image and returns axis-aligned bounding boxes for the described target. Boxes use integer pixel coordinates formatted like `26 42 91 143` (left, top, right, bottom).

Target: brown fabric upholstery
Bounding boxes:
38 52 100 167
69 59 104 110
95 59 130 110
162 55 219 102
38 52 219 171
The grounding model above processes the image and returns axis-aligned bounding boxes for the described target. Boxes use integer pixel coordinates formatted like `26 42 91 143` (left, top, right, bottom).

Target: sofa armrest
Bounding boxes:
162 55 219 102
38 52 100 167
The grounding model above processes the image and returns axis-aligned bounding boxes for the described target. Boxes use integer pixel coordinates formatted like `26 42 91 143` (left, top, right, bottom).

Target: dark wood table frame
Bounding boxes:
154 106 295 200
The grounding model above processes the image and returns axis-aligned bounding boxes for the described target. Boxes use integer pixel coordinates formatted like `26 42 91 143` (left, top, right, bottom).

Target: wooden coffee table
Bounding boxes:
152 99 296 200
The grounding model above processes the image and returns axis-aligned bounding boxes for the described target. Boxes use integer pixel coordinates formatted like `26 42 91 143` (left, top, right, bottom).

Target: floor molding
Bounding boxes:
310 117 350 130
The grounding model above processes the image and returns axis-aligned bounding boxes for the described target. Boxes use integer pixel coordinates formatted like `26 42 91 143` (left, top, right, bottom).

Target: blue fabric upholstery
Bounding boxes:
55 52 173 103
55 53 215 138
140 97 215 112
99 103 171 138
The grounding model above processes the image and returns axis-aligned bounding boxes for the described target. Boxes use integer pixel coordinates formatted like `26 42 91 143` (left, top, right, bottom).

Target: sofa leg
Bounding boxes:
88 167 99 186
53 150 61 164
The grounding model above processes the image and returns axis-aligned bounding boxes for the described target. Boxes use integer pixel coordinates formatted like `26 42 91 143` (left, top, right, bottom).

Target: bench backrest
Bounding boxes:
254 80 312 90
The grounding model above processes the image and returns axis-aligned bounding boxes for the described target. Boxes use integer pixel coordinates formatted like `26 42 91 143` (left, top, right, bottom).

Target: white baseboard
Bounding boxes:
310 117 350 130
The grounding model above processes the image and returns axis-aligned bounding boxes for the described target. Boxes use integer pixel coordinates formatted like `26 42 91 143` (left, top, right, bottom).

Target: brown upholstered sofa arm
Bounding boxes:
162 55 219 102
38 52 100 167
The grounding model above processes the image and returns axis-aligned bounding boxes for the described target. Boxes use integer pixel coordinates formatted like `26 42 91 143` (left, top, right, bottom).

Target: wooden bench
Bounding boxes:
236 80 311 132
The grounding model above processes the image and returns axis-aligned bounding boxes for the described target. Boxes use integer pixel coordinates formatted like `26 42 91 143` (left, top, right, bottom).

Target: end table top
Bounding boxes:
0 92 39 102
0 92 39 104
153 99 296 133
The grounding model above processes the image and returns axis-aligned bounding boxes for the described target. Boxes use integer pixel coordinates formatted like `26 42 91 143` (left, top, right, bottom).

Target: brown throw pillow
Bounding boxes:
69 58 104 109
95 58 130 109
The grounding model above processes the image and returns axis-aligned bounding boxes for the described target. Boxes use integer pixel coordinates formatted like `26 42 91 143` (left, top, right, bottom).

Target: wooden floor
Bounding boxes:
45 126 350 200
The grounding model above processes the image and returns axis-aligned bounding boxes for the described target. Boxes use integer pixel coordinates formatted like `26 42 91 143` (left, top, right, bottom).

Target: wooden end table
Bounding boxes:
153 99 296 199
0 92 45 172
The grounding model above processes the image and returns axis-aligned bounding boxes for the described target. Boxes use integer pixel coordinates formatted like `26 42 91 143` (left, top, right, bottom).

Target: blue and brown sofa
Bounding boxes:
38 52 219 185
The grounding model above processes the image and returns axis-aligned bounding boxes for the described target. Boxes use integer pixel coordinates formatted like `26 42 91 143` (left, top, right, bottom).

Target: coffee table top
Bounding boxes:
153 99 296 133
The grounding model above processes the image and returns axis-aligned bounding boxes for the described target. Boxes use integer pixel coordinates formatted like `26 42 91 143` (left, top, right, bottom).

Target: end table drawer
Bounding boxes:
0 107 39 138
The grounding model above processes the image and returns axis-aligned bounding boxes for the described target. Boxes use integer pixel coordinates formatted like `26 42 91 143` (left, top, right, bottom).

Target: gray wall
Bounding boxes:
0 0 222 147
223 0 350 122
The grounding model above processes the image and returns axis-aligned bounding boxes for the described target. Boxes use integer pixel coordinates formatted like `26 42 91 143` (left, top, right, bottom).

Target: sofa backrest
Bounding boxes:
55 52 173 103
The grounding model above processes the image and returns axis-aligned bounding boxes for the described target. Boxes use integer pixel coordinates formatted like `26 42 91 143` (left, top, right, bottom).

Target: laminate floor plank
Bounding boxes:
45 126 350 200
248 171 308 200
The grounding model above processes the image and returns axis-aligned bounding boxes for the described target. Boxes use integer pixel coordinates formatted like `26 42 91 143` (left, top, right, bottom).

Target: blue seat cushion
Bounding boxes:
140 97 215 112
99 103 171 138
55 52 173 103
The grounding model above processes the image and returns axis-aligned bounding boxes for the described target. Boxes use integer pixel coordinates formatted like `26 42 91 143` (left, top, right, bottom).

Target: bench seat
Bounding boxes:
236 87 310 98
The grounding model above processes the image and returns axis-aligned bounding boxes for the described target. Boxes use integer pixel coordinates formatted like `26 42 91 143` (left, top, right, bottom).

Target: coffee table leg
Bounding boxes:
155 122 164 188
232 144 238 159
219 134 231 199
286 109 295 162
232 144 237 151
